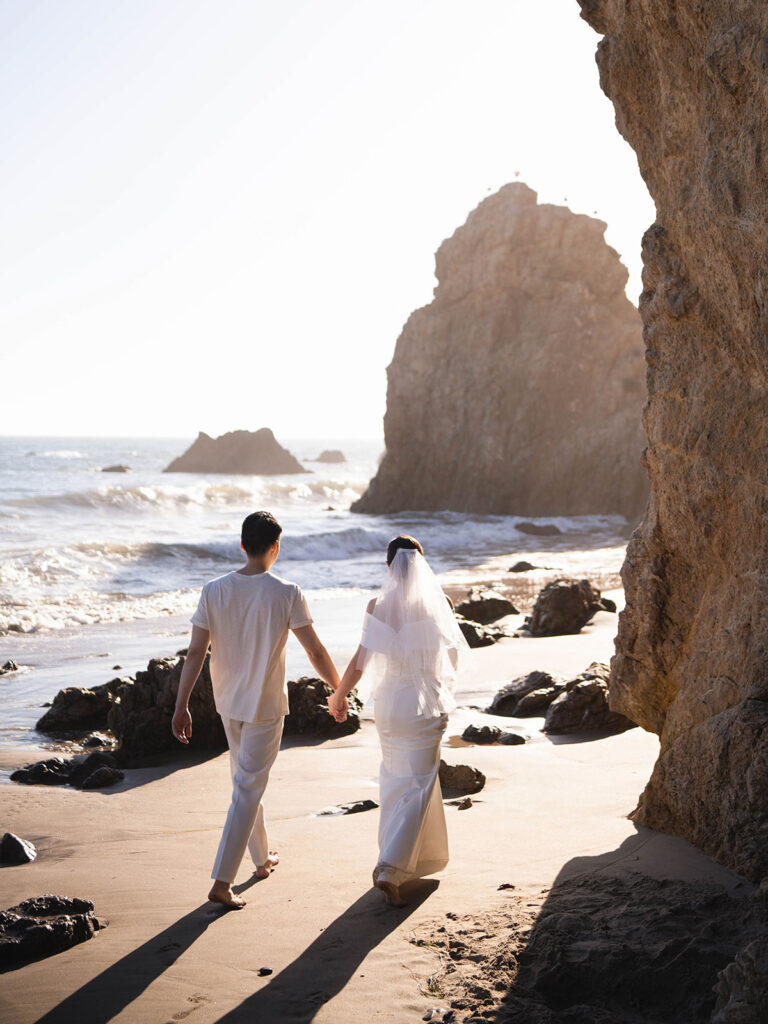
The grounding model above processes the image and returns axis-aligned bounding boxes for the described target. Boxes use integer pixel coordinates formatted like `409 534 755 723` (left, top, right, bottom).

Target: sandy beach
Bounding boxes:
0 606 750 1024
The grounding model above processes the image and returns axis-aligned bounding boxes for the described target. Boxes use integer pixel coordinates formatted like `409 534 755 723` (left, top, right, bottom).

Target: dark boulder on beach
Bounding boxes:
107 653 226 764
164 428 307 475
544 663 636 735
439 760 486 795
36 680 123 735
528 577 613 637
0 895 105 969
11 751 125 789
0 833 37 865
314 450 346 463
456 617 509 649
509 561 537 573
487 671 564 717
0 659 19 675
284 677 362 738
462 724 503 745
455 588 519 624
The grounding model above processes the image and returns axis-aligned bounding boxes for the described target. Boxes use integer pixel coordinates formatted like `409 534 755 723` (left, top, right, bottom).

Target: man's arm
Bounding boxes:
292 624 341 690
171 625 210 743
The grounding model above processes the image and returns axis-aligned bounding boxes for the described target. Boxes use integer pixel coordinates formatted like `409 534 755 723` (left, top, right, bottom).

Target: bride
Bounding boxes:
329 534 468 906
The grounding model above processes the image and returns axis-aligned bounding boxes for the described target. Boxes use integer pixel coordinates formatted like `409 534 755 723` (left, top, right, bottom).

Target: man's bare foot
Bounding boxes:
255 852 279 879
208 881 246 909
375 879 407 907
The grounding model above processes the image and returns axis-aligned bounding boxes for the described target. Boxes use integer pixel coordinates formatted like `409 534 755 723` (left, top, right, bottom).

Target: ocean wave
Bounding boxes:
25 449 87 459
0 588 200 635
3 478 365 514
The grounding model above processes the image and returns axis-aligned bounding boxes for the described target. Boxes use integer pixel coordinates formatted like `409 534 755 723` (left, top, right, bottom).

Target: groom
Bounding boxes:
172 510 345 908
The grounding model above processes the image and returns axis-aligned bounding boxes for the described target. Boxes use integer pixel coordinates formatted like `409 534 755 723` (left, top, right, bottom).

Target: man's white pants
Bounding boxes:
211 714 284 884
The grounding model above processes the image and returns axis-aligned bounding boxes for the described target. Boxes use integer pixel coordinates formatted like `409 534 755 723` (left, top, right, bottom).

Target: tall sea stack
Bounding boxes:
353 183 647 520
579 0 768 879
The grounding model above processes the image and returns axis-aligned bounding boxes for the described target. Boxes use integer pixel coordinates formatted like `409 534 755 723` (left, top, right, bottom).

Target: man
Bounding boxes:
172 510 344 908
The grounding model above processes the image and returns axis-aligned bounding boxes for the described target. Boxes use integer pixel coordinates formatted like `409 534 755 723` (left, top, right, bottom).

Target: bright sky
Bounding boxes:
1 0 653 439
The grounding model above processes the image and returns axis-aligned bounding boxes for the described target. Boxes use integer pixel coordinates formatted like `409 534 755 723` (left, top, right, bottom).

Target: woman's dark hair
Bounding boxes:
386 534 424 565
241 511 282 556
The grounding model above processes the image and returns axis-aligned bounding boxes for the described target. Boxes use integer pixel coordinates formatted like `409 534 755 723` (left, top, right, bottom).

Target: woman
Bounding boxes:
329 535 468 906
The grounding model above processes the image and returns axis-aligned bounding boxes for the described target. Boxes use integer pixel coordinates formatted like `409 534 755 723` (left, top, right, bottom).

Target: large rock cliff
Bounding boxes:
353 183 647 519
579 1 768 879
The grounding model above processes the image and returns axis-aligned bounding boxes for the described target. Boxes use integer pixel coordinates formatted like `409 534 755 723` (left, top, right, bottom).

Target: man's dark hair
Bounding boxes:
386 533 424 565
241 511 282 556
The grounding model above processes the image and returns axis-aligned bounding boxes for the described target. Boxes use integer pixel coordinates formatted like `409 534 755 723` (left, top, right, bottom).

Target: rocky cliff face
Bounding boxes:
579 1 768 879
353 183 647 519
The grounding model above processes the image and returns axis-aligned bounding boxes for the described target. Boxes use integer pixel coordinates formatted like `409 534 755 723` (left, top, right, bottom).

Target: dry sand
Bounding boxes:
0 607 749 1024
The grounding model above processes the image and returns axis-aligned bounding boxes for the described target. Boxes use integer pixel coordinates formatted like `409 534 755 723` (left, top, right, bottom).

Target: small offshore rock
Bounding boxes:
0 833 37 864
462 724 502 745
314 450 345 463
516 521 562 536
0 894 104 968
164 428 307 475
0 660 19 675
455 587 518 624
100 464 130 473
439 760 486 795
499 732 526 746
509 561 536 573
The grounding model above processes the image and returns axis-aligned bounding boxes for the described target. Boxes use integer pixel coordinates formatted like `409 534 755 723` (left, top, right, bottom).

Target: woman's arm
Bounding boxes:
327 599 376 720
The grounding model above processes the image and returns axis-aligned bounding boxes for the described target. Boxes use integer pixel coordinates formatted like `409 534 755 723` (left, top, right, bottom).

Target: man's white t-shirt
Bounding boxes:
191 570 312 723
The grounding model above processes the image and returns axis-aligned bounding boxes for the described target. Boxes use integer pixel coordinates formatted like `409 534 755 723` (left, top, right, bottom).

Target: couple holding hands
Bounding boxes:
172 511 468 910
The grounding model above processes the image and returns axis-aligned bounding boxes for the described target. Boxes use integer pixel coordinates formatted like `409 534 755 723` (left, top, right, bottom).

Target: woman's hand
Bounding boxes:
328 690 348 722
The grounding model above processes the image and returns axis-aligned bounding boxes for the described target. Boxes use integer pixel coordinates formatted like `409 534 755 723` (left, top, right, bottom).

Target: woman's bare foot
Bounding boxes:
375 879 407 907
255 852 279 879
208 880 246 909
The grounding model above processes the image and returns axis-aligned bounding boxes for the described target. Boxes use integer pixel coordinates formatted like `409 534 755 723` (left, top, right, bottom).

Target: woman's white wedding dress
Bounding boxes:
357 550 468 887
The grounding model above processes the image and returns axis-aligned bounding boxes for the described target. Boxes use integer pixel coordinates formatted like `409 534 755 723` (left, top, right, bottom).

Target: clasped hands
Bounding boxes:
328 689 348 722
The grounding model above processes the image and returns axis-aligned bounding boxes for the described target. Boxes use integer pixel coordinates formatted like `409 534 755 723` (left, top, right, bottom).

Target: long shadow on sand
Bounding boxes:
34 902 221 1024
215 881 438 1024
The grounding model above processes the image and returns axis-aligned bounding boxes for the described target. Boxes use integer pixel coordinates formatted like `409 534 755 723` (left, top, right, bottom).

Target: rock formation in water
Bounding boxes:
578 1 768 880
353 183 647 519
164 429 306 475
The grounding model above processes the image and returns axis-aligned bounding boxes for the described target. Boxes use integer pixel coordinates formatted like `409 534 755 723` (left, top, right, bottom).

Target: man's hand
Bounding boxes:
327 690 348 722
172 706 193 744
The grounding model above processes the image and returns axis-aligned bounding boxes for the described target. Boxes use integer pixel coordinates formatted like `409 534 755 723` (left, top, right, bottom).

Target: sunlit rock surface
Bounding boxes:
353 182 647 519
579 0 768 880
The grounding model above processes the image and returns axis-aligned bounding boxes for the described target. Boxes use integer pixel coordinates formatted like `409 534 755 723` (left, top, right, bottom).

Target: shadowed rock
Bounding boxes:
36 680 123 735
578 0 768 881
164 428 307 475
353 184 646 519
455 588 519 624
107 653 226 765
544 663 636 735
462 724 502 745
0 660 19 675
439 760 486 795
456 618 509 649
509 561 537 573
528 578 611 637
488 671 564 716
516 522 562 537
0 895 105 969
0 833 37 865
11 752 125 790
284 677 362 738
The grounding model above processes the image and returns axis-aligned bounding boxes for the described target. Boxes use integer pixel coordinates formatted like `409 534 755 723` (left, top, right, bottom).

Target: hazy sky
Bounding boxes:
1 0 653 440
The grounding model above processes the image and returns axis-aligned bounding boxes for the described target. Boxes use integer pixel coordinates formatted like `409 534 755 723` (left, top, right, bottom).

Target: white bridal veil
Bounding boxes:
356 548 469 715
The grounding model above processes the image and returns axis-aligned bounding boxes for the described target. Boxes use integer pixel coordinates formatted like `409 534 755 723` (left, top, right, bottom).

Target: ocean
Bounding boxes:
0 436 630 752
